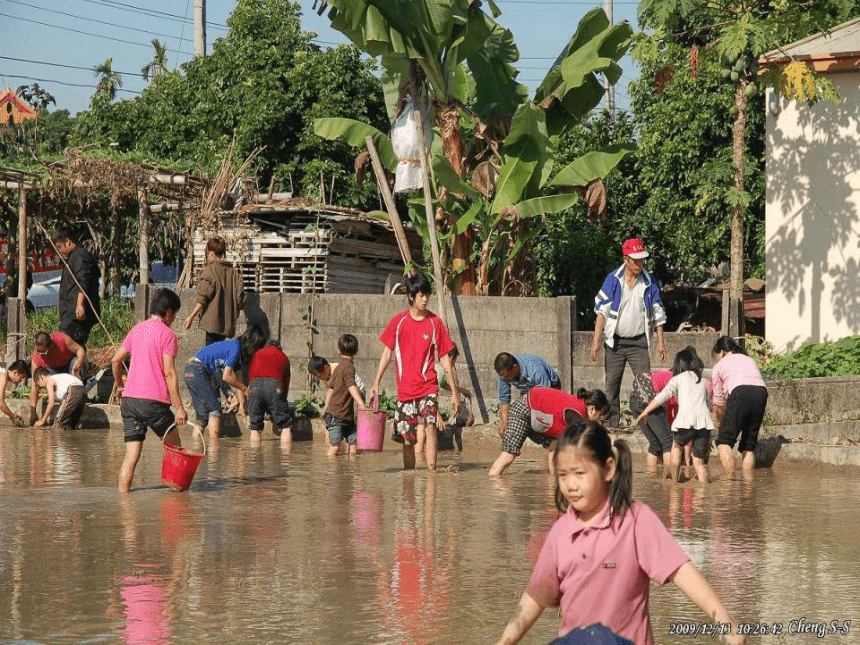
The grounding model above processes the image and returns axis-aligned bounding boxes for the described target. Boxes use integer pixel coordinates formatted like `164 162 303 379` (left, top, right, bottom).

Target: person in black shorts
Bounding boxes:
111 289 187 493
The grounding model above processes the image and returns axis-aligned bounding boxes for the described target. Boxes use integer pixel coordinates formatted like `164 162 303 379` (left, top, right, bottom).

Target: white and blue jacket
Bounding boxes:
594 264 667 350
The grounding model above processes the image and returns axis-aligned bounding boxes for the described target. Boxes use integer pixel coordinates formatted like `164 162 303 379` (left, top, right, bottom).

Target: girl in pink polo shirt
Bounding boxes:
497 421 746 645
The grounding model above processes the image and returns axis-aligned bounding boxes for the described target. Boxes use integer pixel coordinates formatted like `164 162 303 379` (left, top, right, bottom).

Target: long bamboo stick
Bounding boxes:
364 136 413 275
414 111 447 328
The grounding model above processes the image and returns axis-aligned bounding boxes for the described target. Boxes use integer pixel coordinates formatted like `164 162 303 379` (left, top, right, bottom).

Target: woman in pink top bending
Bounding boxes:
496 419 746 645
711 336 768 475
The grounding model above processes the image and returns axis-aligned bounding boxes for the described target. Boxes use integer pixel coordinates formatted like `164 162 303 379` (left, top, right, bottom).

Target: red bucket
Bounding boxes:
161 425 206 492
356 394 387 452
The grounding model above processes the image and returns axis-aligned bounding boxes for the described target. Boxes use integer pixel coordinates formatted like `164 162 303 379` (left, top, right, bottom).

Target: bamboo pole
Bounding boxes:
414 112 447 327
138 188 150 286
17 188 27 301
364 136 413 274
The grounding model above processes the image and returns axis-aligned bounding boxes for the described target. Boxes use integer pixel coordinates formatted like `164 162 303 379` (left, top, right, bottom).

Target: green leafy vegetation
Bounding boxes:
25 296 134 353
752 336 860 381
293 394 323 418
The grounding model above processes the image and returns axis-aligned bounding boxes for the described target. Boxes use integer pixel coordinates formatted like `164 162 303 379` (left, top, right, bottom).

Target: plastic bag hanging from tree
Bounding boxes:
391 94 433 194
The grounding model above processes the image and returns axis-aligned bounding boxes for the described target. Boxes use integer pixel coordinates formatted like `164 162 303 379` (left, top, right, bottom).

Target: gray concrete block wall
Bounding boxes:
138 290 576 423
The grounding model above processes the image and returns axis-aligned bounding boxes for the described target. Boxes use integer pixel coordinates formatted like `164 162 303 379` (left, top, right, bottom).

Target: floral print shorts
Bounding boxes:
392 393 438 445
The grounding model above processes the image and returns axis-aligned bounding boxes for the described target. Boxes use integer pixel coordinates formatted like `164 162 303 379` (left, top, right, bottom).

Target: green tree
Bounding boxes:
80 1 387 209
141 39 169 83
535 109 640 328
92 58 123 100
636 0 856 336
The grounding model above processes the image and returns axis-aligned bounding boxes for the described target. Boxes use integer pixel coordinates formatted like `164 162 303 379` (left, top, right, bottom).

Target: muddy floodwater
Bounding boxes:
0 427 858 644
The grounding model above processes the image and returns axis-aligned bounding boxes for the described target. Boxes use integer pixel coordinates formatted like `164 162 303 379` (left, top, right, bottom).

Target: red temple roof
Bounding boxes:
0 86 38 126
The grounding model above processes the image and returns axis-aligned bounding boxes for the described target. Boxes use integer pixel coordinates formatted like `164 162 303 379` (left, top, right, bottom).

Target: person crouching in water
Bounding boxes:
635 347 714 483
0 360 31 426
488 387 609 476
310 334 367 457
184 326 266 439
32 368 87 430
246 339 293 449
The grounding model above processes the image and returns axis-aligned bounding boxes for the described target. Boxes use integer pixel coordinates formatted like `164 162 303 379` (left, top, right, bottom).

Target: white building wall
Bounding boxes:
765 73 860 352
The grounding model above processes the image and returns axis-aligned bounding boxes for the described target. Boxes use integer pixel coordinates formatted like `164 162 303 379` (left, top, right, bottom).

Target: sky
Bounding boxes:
0 0 641 117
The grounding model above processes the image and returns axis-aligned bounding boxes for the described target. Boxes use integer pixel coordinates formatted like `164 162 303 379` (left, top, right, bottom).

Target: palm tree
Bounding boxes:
93 58 122 100
141 39 168 83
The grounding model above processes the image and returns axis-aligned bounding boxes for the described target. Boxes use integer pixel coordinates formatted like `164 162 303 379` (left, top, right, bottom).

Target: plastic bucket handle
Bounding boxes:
371 393 379 413
162 423 206 456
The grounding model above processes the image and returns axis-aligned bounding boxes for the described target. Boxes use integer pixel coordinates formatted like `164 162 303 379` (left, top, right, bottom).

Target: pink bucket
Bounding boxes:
356 394 386 452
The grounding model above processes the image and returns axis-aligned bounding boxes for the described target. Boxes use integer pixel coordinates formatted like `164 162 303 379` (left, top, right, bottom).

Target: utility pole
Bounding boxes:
194 0 206 57
604 0 614 116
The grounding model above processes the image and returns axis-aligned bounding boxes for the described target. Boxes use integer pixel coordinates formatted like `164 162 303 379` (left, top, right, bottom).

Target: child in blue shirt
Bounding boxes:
184 327 265 438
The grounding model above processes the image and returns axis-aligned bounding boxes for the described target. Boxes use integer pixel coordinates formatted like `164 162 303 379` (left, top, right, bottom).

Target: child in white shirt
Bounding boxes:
33 368 87 430
636 347 714 483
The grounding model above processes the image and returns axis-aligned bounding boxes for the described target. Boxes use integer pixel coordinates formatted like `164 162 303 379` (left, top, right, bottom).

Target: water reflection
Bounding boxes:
0 429 858 644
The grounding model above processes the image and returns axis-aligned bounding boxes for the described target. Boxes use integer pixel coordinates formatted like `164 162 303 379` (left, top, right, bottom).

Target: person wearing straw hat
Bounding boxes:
591 238 667 429
112 288 187 493
51 227 101 346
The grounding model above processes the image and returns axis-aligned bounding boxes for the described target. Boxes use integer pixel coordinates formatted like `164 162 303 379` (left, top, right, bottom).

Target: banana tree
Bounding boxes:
314 5 634 295
314 0 521 293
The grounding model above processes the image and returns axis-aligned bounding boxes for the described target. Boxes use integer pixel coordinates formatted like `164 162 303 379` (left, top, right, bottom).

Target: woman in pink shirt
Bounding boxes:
711 336 768 475
496 419 746 645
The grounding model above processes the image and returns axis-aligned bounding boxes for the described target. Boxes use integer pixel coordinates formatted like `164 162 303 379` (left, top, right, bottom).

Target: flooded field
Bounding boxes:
0 427 858 644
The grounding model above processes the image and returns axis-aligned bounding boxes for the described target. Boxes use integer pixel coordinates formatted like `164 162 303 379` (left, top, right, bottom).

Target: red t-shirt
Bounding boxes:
33 331 76 370
527 387 588 438
248 345 290 388
379 309 454 401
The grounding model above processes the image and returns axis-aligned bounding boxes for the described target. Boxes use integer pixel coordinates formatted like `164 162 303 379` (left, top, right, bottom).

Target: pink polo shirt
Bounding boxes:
712 352 766 407
121 317 178 405
526 500 689 645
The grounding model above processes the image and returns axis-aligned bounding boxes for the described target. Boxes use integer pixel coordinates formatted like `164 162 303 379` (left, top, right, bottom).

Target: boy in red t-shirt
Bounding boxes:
246 339 293 449
370 274 460 471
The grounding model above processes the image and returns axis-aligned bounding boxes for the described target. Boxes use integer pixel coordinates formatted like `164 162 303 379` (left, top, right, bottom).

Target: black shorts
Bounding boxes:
673 428 712 459
247 378 293 432
122 397 176 443
716 385 768 453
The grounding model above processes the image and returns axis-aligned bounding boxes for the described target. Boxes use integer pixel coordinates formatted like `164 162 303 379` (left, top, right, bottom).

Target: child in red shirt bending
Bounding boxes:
370 273 459 471
246 339 293 449
497 419 746 645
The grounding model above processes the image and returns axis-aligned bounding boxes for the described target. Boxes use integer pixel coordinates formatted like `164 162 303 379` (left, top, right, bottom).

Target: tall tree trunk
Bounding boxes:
728 84 747 339
437 102 477 295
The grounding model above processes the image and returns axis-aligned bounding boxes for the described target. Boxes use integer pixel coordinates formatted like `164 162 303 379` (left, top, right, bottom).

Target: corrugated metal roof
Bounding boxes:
763 17 860 61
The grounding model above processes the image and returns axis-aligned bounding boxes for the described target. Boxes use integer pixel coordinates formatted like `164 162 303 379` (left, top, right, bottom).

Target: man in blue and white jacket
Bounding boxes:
590 238 667 428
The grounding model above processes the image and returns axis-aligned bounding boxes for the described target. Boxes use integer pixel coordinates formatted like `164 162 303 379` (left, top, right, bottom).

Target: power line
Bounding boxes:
0 55 145 78
6 0 196 43
75 0 228 30
176 0 192 68
2 72 142 95
0 12 193 55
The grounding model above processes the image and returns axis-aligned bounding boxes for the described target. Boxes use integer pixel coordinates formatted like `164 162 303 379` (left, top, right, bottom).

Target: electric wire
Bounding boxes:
0 12 193 54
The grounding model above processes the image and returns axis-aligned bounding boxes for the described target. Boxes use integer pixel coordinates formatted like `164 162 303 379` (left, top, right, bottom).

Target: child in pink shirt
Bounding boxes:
112 289 188 493
496 419 746 645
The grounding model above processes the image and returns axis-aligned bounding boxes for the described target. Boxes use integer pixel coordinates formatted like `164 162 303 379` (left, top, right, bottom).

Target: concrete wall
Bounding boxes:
134 288 730 424
765 73 860 352
136 289 577 423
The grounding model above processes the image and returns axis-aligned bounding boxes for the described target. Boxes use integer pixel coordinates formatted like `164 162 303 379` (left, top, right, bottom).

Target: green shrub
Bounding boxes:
26 295 134 352
760 336 860 380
